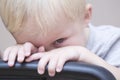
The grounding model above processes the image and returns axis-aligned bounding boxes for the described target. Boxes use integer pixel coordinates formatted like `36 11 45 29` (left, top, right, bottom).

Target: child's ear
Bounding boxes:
84 4 92 24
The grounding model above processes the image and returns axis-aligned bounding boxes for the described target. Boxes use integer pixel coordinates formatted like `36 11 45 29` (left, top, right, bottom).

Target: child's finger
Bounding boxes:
38 46 45 52
3 47 12 61
25 53 44 62
38 55 49 75
24 42 37 56
17 46 25 63
8 47 18 67
48 56 58 77
56 57 66 72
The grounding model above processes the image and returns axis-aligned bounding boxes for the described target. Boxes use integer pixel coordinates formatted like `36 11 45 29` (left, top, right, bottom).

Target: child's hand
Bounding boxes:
26 46 104 77
3 42 38 67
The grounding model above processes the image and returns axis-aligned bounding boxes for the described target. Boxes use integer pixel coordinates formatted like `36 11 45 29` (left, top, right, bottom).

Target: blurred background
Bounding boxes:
0 0 120 53
91 0 120 27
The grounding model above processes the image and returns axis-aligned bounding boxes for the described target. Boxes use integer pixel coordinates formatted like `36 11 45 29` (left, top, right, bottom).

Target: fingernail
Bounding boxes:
3 57 7 61
56 67 62 72
8 62 14 67
49 72 55 77
18 59 24 63
26 52 30 56
25 59 30 62
38 69 44 74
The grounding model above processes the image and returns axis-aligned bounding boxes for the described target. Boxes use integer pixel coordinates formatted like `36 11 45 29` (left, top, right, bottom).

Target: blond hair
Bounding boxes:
0 0 86 34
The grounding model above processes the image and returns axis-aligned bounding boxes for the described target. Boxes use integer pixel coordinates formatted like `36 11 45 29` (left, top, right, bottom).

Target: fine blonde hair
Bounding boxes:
0 0 86 34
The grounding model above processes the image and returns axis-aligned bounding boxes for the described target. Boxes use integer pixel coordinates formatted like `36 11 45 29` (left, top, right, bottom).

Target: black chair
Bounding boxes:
0 60 116 80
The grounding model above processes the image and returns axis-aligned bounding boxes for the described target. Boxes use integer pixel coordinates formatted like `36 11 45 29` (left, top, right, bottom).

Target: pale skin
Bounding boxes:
2 4 120 79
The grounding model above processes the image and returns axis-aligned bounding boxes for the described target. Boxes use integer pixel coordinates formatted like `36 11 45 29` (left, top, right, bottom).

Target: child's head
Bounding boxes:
0 0 92 50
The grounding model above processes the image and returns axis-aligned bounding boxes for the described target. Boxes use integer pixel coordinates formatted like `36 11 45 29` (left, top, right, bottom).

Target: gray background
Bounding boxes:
0 0 120 53
91 0 120 27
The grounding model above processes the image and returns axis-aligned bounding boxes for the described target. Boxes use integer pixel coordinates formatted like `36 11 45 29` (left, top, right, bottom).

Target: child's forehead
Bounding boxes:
20 15 67 37
14 18 69 46
0 0 86 35
26 0 86 24
13 0 86 37
25 15 69 35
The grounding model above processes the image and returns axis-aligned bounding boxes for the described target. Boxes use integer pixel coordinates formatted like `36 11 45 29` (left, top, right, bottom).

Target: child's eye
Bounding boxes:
53 38 65 46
